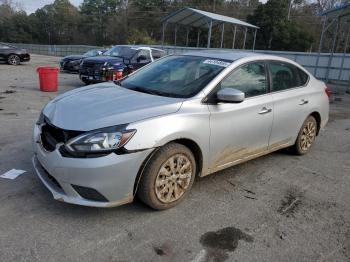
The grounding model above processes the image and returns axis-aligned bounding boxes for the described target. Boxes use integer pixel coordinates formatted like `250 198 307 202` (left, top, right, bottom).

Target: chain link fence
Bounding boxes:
6 43 350 83
6 43 103 57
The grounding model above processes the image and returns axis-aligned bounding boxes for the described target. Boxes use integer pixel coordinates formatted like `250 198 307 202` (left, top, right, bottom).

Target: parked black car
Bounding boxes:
60 49 106 73
79 45 165 85
0 43 30 65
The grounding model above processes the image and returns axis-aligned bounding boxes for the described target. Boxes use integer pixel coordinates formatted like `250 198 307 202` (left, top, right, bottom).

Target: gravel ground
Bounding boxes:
0 54 349 262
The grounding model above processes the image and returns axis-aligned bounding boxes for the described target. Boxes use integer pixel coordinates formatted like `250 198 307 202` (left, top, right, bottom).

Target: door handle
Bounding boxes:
258 107 272 115
299 99 309 105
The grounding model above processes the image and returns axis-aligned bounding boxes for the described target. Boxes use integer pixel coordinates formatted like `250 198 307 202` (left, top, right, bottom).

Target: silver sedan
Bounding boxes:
32 51 329 210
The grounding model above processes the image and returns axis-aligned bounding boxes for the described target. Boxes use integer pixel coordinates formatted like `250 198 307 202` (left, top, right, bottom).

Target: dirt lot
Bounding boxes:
0 54 349 262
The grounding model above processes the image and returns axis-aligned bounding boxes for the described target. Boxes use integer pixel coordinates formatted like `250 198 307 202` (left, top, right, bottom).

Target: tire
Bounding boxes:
137 143 196 210
7 54 20 65
81 78 91 85
290 116 317 155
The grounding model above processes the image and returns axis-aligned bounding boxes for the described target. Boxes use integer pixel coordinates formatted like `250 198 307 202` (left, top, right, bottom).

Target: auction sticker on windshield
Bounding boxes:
203 59 231 67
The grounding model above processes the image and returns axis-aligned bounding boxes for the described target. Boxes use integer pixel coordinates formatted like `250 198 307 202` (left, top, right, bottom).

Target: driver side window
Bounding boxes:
136 49 151 63
220 62 267 98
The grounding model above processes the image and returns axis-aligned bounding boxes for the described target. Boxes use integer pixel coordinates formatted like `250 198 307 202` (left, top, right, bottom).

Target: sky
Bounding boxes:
17 0 268 14
17 0 83 14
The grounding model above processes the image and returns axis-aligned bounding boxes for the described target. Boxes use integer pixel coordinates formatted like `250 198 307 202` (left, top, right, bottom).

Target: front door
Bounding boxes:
207 61 273 173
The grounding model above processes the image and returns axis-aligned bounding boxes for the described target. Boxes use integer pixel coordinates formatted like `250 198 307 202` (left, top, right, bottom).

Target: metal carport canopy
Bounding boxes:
161 7 259 49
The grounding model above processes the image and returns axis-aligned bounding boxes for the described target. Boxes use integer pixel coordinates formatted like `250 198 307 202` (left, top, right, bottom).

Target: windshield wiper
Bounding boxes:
128 87 170 97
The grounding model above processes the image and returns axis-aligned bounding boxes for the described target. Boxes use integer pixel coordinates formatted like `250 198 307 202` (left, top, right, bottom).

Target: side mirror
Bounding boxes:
216 88 245 103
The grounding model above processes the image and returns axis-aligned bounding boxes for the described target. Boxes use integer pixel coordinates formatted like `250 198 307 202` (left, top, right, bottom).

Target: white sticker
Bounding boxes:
0 169 26 180
203 59 231 67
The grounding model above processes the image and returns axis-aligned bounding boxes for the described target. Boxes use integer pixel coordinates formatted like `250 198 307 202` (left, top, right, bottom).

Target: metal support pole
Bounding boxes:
174 24 178 46
315 17 327 78
186 28 190 46
338 25 350 81
197 30 201 47
326 18 339 82
232 26 237 49
220 23 225 48
253 29 257 51
207 20 213 48
243 27 247 49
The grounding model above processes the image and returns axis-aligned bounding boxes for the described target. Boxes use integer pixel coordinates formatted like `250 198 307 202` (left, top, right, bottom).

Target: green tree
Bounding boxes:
31 0 81 44
80 0 123 45
247 0 314 51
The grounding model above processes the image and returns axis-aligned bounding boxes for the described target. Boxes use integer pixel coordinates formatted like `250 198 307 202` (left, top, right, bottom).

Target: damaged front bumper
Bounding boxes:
32 125 153 208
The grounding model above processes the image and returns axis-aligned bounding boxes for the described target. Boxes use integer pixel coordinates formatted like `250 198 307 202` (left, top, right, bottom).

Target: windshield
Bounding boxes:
119 55 231 98
104 46 137 58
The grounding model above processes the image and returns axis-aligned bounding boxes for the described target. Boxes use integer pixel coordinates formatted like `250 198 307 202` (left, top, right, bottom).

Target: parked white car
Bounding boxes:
32 51 330 210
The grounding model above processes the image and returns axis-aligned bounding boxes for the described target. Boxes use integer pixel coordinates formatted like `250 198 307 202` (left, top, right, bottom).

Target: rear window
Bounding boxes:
104 46 137 58
298 68 309 86
152 50 165 59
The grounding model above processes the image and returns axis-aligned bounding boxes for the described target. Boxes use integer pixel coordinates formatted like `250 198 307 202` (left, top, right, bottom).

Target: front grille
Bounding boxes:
40 119 83 152
80 61 104 74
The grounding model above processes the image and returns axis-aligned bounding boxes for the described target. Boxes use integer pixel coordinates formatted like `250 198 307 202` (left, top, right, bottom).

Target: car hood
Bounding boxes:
62 55 85 61
43 82 183 131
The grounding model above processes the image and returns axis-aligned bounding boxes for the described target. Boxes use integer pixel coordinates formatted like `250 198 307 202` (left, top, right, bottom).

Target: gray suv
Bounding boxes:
32 51 329 210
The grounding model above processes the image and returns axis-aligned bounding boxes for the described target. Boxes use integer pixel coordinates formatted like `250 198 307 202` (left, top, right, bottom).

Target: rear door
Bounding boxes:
208 61 273 173
267 61 311 149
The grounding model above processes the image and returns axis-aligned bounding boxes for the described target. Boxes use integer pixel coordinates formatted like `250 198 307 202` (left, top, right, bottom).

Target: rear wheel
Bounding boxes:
137 143 196 210
291 116 317 155
7 55 20 65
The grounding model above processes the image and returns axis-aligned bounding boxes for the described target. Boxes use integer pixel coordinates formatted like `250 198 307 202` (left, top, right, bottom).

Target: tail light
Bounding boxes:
115 71 123 80
325 84 332 98
105 70 123 81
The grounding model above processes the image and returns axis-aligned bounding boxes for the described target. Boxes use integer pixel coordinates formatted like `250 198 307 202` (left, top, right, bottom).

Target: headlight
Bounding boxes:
65 126 136 153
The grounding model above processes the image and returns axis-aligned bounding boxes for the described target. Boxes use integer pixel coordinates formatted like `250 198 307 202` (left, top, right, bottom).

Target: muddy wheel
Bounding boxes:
291 116 317 155
7 54 20 65
137 143 196 210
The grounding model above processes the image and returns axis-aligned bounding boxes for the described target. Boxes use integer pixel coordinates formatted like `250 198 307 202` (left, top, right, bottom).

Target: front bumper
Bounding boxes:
60 60 79 72
20 54 30 62
32 125 153 207
79 73 104 83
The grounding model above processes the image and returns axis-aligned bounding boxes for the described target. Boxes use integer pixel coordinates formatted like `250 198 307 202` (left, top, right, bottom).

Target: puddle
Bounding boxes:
199 227 253 262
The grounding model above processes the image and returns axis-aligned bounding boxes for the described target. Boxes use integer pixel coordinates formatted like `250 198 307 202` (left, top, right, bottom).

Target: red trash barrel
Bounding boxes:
36 67 59 92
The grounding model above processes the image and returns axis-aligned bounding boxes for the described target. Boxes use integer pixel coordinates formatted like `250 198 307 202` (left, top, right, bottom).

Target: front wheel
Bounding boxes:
81 77 91 85
137 143 196 210
7 55 20 65
290 116 317 155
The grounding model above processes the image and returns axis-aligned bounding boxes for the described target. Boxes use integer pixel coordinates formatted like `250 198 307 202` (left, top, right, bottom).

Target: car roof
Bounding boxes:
181 50 270 61
110 45 164 52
